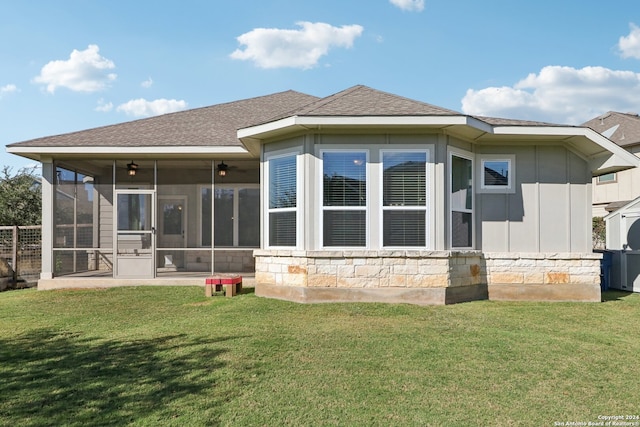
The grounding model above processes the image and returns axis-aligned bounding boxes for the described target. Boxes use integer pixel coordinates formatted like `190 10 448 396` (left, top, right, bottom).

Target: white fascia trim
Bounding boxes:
492 125 640 167
7 145 249 156
238 115 475 138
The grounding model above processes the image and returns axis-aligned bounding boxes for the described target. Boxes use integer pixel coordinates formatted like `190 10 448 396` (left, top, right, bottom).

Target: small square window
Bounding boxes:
478 155 515 193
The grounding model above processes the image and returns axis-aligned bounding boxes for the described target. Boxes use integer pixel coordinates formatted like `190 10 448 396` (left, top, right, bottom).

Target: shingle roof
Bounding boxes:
8 84 578 151
473 115 565 127
270 85 461 121
8 90 319 148
582 111 640 148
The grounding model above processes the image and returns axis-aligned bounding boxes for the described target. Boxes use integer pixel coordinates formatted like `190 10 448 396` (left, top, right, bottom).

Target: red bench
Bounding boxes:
205 275 242 297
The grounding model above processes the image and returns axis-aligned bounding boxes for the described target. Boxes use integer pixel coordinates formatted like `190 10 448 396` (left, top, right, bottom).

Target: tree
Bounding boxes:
593 216 606 250
0 166 41 225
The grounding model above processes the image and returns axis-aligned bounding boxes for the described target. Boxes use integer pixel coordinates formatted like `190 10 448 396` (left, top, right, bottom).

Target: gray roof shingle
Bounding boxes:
8 90 319 148
267 85 462 121
8 84 578 151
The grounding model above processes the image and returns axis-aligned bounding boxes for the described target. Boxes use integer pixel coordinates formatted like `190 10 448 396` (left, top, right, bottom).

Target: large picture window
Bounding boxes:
382 150 428 247
450 150 474 248
322 150 367 247
267 153 298 247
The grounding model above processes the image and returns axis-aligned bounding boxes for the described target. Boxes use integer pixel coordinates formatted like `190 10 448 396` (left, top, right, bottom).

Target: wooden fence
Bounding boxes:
0 225 42 285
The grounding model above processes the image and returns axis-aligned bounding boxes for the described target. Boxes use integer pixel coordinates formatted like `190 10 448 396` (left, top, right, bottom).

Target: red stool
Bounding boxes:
205 275 242 297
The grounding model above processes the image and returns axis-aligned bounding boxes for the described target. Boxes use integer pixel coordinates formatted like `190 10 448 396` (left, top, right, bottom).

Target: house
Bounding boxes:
7 85 640 304
582 111 640 217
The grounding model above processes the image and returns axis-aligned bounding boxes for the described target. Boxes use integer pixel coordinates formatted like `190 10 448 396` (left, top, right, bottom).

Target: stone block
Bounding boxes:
545 272 570 284
308 274 337 288
570 274 600 285
285 272 308 287
268 264 282 273
392 264 418 275
491 272 524 284
336 265 356 278
355 265 385 278
316 264 337 275
523 272 544 284
383 258 406 266
255 272 276 285
406 274 449 288
387 275 407 287
288 265 307 274
418 265 450 275
337 277 379 288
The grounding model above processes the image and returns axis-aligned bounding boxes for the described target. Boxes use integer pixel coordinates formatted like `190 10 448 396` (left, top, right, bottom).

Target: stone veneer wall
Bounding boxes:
484 252 602 302
254 250 488 305
253 250 602 304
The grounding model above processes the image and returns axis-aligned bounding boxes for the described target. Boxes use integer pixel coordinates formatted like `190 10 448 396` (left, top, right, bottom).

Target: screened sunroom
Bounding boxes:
49 158 259 280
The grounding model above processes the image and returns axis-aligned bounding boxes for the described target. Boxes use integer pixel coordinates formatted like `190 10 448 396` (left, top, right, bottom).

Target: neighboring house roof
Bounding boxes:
605 200 633 213
7 90 319 160
582 111 640 149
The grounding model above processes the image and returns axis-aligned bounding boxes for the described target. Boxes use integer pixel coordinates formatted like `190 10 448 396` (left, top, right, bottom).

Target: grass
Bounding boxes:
1 287 639 426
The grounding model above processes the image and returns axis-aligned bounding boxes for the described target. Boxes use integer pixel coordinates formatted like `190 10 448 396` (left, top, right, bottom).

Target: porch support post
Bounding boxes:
40 158 55 280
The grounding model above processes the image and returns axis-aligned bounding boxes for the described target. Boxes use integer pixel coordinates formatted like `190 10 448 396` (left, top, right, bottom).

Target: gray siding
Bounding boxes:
478 145 592 253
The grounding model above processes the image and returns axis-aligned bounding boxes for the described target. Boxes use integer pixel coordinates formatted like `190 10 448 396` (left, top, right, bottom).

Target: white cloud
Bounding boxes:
141 77 153 88
0 84 18 98
33 44 117 93
461 65 640 125
116 98 188 117
619 23 640 59
230 21 364 69
389 0 425 12
95 98 113 112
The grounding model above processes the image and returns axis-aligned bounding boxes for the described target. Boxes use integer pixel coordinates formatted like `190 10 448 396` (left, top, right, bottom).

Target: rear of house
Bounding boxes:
8 86 639 304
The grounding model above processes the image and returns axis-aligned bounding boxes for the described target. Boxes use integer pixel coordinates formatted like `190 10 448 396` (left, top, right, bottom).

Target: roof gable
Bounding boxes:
273 85 461 119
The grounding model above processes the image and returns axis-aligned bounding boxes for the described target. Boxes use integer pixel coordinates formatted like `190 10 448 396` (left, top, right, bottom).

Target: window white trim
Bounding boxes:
379 148 432 249
264 148 303 249
449 147 475 249
319 148 369 249
477 154 515 193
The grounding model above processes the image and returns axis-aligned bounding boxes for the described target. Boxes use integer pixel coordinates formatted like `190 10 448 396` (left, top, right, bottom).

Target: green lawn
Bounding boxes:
1 287 639 426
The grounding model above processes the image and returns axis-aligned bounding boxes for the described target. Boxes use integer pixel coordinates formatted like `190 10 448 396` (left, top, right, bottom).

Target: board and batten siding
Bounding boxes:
478 145 592 253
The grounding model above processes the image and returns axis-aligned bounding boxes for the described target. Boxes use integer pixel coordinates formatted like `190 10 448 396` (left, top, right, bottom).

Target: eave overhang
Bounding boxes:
238 115 640 176
6 145 251 162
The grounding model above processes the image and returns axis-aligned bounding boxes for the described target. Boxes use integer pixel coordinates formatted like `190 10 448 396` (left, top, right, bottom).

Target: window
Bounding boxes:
597 173 616 184
382 150 428 247
200 185 260 247
267 153 298 247
478 155 515 193
450 150 473 248
322 150 367 247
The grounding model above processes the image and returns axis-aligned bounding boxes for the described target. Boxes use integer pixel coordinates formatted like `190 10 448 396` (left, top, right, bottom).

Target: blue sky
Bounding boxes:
2 0 640 170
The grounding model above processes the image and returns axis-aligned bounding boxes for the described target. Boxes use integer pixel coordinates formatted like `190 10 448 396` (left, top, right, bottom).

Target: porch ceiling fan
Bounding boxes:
216 160 246 177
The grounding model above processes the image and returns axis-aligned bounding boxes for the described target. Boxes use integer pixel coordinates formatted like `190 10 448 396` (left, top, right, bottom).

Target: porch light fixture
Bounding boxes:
217 161 228 177
127 161 139 176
